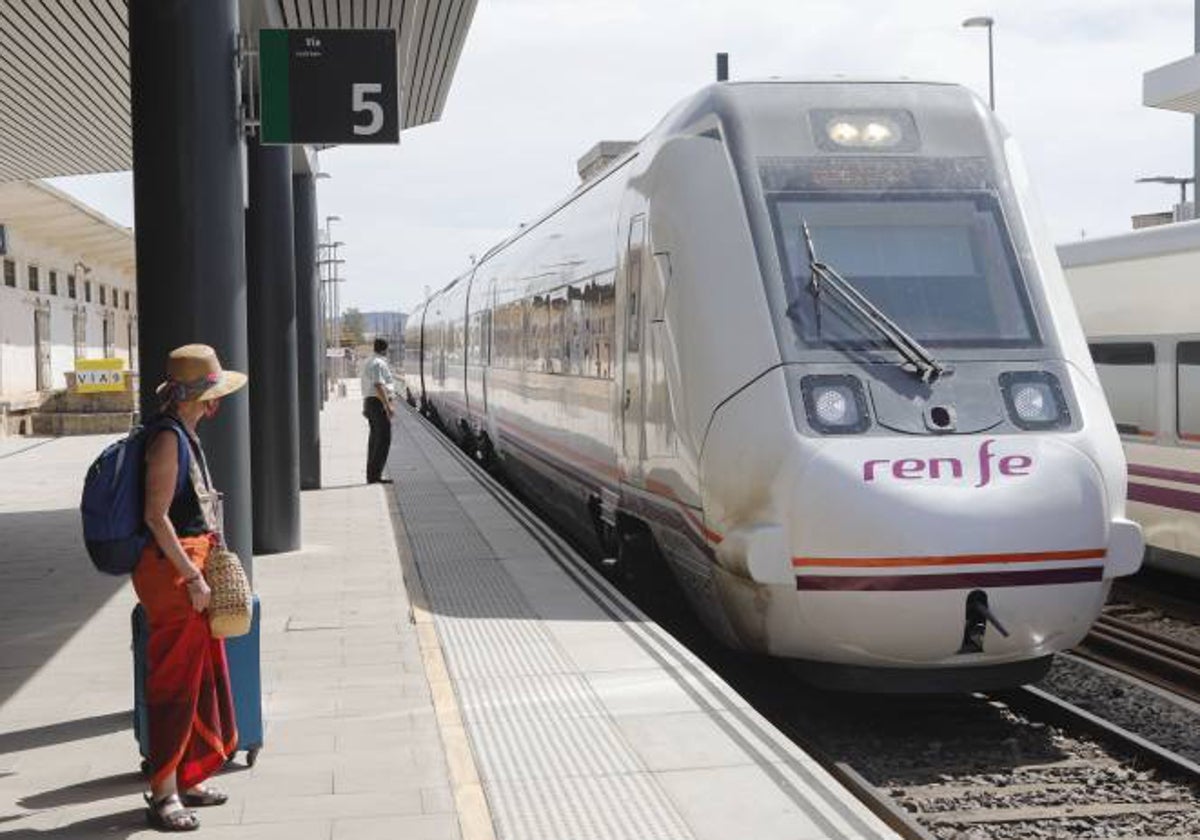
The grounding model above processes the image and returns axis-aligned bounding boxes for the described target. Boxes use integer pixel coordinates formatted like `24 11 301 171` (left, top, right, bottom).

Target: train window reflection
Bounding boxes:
771 193 1040 349
1090 342 1156 438
484 272 615 380
1178 342 1200 443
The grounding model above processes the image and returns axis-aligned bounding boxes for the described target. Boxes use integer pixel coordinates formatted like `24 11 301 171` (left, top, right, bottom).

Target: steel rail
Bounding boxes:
1074 612 1200 704
999 685 1200 784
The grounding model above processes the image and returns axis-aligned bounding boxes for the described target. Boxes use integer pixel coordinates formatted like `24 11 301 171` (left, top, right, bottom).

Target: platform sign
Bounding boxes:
260 29 399 145
75 358 126 393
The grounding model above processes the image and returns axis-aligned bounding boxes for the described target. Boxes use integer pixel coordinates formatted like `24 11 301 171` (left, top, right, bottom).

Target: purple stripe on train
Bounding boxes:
794 566 1103 591
1128 463 1200 487
1127 482 1200 514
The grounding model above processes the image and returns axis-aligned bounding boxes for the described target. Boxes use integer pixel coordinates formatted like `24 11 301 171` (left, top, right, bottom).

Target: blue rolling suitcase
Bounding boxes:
133 596 264 774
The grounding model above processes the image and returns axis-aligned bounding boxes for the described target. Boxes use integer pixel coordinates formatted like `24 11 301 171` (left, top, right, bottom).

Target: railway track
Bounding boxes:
1075 613 1200 703
1072 573 1200 704
775 685 1200 840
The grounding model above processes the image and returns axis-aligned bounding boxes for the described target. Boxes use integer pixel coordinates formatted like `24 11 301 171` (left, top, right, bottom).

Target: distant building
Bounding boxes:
0 181 136 405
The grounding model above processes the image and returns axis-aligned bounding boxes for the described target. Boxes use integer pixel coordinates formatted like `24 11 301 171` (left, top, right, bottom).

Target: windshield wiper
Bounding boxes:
800 220 946 383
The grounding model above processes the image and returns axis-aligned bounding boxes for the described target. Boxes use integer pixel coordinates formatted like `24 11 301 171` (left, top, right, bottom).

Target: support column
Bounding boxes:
130 0 252 573
293 171 322 489
247 139 301 553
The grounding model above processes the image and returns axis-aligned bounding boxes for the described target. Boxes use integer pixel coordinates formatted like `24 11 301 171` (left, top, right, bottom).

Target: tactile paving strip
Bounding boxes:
389 416 694 840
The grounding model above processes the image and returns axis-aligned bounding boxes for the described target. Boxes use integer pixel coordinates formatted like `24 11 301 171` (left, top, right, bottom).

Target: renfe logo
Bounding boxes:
863 439 1033 489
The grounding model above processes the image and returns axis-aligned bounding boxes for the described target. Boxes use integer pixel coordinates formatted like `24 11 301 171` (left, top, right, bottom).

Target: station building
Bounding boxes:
0 180 136 414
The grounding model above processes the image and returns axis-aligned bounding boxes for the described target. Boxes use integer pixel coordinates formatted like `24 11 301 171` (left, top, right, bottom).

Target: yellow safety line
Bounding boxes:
383 486 497 840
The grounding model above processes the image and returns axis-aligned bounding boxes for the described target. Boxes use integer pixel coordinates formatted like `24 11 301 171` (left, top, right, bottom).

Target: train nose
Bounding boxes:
789 435 1130 588
724 435 1142 665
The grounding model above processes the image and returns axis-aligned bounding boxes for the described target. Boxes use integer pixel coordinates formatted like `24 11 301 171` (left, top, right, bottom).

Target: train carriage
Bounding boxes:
1060 221 1200 577
410 79 1143 691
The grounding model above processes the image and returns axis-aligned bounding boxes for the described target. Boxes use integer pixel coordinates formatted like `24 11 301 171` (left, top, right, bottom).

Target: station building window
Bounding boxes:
124 291 131 311
67 274 77 299
73 310 86 359
99 285 107 306
1178 342 1200 442
84 281 92 303
27 265 39 292
49 271 58 296
3 259 15 288
1089 342 1157 438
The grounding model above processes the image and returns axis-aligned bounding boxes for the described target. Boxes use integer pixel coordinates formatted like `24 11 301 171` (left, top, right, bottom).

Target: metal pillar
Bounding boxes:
293 172 322 489
130 0 252 574
246 139 301 553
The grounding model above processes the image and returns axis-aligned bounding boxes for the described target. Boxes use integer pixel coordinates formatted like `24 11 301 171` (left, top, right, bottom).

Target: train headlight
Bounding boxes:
862 122 894 145
812 109 920 153
1000 371 1070 431
828 121 860 144
801 375 871 434
822 115 901 148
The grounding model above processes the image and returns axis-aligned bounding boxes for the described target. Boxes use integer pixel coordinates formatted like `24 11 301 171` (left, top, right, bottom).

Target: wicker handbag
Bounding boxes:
205 545 253 638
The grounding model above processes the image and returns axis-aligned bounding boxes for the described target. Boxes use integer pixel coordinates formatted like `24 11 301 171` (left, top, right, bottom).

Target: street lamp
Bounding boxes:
962 16 995 110
1136 176 1195 218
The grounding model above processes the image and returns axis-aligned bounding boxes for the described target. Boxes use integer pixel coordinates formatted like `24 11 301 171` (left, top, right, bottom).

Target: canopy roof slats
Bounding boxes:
0 0 477 184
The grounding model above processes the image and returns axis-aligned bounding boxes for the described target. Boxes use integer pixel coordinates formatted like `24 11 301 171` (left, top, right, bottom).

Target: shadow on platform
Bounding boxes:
18 770 144 810
1 806 146 839
0 508 128 709
0 711 129 756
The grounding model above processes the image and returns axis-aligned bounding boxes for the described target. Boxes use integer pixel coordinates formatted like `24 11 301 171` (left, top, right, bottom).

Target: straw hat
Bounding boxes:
155 344 248 402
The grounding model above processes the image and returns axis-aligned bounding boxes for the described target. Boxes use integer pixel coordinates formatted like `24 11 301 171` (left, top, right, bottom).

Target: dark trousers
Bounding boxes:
363 397 392 483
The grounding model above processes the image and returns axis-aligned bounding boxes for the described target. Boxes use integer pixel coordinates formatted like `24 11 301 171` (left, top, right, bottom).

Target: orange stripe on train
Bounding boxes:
791 547 1106 569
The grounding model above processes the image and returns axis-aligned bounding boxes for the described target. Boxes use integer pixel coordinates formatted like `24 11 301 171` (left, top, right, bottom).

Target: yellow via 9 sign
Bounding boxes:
75 358 126 393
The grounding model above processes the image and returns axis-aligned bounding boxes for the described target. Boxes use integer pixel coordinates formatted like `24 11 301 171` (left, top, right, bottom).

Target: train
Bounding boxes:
404 79 1144 691
1060 220 1200 578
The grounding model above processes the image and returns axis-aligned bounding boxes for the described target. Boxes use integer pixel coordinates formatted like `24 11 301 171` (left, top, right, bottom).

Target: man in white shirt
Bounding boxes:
360 338 395 484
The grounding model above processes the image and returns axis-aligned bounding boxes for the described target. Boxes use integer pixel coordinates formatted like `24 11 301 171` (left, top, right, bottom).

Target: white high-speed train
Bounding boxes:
405 80 1144 691
1060 220 1200 578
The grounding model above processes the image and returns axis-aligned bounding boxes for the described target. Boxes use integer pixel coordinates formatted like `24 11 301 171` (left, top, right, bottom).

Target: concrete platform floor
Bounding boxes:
0 390 458 839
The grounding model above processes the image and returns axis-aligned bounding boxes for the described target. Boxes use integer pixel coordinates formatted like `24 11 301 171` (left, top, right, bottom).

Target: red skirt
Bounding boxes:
132 535 238 790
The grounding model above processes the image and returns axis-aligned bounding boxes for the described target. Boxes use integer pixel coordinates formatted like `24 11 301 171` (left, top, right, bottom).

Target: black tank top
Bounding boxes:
150 418 211 537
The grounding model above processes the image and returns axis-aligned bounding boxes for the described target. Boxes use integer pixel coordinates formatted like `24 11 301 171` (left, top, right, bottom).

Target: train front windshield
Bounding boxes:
770 192 1041 350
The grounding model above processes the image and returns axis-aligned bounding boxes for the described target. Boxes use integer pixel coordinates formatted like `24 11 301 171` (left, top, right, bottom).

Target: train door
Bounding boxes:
34 307 51 391
464 271 491 426
621 215 647 482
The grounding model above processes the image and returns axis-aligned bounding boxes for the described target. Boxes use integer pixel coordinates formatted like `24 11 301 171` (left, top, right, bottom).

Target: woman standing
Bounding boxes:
136 344 246 832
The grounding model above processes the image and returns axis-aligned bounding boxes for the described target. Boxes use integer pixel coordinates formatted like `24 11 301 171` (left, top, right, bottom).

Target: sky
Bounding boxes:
50 0 1197 314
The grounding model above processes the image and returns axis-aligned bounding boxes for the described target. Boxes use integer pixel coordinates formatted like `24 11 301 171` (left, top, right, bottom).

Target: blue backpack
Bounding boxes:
81 415 191 575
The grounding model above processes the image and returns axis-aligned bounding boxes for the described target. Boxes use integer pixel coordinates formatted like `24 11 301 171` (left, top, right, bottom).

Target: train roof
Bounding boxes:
1058 219 1200 268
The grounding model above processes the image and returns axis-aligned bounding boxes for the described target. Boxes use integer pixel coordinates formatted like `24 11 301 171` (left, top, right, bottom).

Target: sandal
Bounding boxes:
145 792 199 832
182 784 229 807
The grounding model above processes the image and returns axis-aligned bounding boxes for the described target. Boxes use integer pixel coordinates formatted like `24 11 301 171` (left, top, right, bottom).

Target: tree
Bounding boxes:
341 307 366 346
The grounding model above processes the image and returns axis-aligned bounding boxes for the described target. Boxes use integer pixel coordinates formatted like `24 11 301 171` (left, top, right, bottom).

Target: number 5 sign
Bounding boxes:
260 29 399 145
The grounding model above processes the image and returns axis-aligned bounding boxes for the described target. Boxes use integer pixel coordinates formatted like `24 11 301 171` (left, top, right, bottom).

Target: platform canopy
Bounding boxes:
0 180 134 275
0 0 477 183
1144 53 1200 114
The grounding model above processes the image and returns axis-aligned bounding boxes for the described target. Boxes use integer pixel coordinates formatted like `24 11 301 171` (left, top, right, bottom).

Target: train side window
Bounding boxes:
1178 342 1200 442
566 283 586 376
1089 342 1156 438
530 294 549 372
548 287 567 374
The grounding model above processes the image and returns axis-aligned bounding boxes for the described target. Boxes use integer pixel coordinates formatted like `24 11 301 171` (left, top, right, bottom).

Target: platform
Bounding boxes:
0 388 897 839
